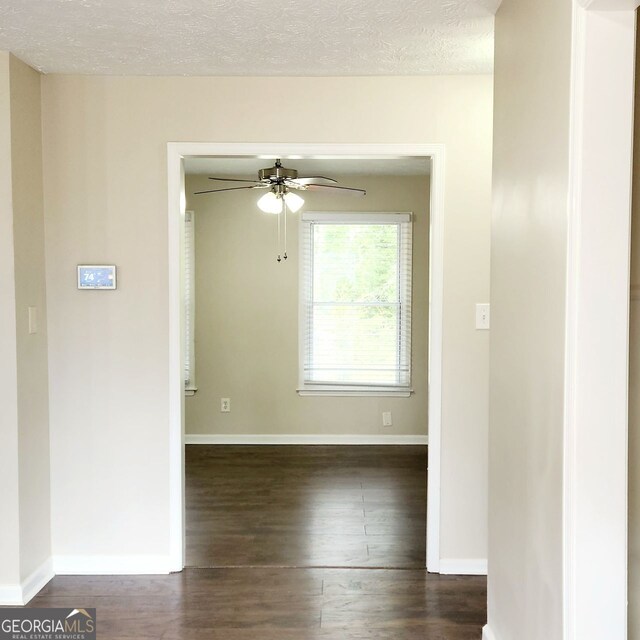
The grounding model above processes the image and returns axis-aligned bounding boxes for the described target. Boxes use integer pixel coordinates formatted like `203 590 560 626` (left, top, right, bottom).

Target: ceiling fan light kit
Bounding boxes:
256 186 305 214
283 190 305 213
195 159 366 261
257 190 284 214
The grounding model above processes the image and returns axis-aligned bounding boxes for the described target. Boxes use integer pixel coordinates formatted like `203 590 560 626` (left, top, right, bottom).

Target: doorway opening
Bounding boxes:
168 144 445 572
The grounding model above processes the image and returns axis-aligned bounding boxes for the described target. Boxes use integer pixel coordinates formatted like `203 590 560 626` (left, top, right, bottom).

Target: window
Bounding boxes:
299 212 413 396
184 210 196 395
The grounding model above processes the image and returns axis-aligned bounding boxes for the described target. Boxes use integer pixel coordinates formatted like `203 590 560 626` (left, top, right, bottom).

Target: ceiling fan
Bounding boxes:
194 159 366 262
194 158 366 213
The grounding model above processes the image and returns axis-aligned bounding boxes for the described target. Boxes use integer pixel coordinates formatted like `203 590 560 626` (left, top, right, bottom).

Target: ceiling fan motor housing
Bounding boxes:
258 160 298 183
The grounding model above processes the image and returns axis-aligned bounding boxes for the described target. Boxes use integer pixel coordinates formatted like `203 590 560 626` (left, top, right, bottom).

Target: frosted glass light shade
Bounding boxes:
283 191 305 213
257 191 283 214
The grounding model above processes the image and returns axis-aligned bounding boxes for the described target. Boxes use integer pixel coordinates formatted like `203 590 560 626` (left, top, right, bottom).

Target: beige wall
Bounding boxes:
488 0 571 638
0 53 51 592
185 173 429 437
41 74 491 564
10 54 52 582
0 51 21 590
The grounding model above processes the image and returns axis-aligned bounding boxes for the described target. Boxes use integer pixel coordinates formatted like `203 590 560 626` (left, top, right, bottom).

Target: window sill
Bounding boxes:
297 387 413 398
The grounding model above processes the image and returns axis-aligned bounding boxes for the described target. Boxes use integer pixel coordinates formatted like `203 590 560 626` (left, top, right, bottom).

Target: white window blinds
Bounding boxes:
300 212 412 392
184 211 196 390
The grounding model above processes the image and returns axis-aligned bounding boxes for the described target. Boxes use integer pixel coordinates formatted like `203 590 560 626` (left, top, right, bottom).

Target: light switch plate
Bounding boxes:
475 303 490 330
28 306 37 334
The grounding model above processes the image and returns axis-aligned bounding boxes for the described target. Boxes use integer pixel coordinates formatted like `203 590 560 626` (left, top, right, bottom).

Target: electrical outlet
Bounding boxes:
221 398 231 413
382 411 393 427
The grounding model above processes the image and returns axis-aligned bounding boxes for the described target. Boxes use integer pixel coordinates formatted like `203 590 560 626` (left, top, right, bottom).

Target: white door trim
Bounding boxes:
167 145 185 572
167 142 446 573
564 2 637 638
579 0 639 9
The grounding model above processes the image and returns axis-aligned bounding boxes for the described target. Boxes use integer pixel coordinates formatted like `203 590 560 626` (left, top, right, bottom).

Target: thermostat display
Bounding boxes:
77 265 117 290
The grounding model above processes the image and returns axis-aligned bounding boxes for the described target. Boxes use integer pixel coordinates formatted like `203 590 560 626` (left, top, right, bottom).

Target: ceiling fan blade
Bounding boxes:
302 183 367 196
287 176 338 185
207 177 264 184
194 185 268 195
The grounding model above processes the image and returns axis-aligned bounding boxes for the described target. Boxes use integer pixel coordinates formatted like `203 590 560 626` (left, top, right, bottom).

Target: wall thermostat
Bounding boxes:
77 265 117 290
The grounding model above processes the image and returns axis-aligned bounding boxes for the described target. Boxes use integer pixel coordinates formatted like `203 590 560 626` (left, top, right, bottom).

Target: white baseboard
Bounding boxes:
0 584 23 606
21 557 54 604
482 624 498 640
52 555 173 575
0 557 54 606
185 434 428 445
1 555 171 603
439 558 487 575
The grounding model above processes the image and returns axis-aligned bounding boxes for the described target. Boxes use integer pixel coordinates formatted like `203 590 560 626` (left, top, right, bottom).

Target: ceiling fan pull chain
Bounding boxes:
276 201 282 262
283 199 288 260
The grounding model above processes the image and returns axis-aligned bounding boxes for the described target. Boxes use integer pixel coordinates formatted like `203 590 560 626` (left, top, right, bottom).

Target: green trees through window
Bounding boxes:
301 213 412 390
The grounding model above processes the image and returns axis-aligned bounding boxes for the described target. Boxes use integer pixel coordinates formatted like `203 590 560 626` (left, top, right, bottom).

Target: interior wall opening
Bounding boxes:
180 154 431 569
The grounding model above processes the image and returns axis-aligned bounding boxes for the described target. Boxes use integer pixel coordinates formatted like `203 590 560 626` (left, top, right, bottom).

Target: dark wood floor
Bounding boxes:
28 568 487 639
21 446 487 639
185 445 428 568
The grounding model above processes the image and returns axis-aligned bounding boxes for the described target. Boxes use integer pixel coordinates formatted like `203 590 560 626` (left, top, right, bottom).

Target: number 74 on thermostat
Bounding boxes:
77 265 117 290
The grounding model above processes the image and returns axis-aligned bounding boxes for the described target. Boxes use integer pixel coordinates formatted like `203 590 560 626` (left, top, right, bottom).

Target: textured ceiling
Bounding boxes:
184 156 432 178
0 0 501 76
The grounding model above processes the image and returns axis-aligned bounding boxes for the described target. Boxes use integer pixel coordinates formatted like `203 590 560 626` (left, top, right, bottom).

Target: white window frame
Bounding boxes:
184 210 197 395
298 211 413 397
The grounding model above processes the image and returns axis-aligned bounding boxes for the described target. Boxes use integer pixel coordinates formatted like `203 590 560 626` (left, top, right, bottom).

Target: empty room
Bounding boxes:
1 1 636 639
182 156 431 570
